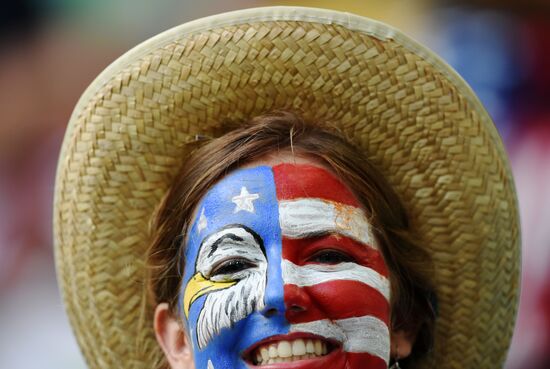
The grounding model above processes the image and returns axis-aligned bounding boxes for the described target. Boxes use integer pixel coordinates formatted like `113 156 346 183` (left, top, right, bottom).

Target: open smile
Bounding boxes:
244 333 340 367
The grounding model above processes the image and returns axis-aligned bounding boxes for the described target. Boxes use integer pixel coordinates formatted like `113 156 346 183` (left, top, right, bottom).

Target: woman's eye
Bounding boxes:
211 259 255 276
308 250 354 265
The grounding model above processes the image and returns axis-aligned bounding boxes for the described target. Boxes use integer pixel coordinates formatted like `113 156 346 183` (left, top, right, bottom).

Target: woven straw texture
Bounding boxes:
53 7 520 369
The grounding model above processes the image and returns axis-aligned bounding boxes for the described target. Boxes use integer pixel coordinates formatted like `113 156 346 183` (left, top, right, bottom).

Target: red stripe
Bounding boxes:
284 281 390 325
282 236 388 278
273 163 359 206
346 352 388 369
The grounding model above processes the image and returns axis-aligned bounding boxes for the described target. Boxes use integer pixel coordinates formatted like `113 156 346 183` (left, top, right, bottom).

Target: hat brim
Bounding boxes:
53 6 520 369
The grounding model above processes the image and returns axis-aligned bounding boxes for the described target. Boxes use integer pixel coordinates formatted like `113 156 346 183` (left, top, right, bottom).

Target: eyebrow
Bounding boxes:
208 233 244 257
283 229 377 250
287 229 334 239
198 224 266 259
278 198 376 248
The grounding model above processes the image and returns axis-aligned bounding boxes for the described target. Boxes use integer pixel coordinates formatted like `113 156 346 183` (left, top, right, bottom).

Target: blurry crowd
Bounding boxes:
1 1 548 368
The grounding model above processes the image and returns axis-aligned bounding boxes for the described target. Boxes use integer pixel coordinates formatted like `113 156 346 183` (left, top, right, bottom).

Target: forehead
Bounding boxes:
185 162 360 246
270 163 359 206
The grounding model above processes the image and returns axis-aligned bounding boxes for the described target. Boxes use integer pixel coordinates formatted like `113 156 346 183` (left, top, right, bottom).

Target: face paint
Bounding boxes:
181 164 390 369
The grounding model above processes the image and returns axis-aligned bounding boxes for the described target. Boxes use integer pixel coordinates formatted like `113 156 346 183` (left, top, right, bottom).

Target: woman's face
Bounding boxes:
179 155 391 369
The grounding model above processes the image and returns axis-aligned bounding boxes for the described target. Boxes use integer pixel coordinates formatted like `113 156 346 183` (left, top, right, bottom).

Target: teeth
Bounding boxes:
314 340 322 355
269 344 278 358
260 347 269 362
306 340 315 354
292 339 306 356
252 338 329 366
278 341 292 358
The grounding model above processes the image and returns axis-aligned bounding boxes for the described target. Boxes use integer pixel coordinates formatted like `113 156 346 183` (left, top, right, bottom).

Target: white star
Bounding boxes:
207 360 215 369
197 208 208 233
231 186 260 213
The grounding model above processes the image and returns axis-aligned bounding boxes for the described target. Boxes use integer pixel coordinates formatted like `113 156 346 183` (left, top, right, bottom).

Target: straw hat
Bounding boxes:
53 6 520 369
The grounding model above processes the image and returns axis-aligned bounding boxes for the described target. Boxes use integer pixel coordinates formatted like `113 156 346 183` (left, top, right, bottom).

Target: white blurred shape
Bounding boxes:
505 126 550 368
0 252 87 369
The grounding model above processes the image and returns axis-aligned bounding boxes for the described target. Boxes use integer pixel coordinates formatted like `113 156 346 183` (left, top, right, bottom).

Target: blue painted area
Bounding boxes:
180 166 289 369
433 8 525 142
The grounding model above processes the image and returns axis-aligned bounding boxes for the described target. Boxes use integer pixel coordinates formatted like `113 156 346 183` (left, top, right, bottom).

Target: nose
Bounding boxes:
261 242 312 319
283 284 311 320
261 241 287 318
261 277 286 317
261 283 312 319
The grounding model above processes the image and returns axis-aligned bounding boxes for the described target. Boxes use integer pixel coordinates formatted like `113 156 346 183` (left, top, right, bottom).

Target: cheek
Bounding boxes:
284 281 390 325
284 281 391 369
304 282 390 324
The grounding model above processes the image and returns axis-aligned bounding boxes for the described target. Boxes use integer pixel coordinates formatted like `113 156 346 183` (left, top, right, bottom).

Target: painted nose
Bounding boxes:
262 284 311 318
261 278 286 317
261 244 288 318
283 284 311 320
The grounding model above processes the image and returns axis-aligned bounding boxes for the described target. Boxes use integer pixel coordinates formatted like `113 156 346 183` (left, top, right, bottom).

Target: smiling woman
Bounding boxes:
53 6 520 369
147 113 436 369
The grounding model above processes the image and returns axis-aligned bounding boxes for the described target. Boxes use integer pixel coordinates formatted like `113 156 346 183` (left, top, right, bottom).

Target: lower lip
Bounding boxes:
245 347 345 369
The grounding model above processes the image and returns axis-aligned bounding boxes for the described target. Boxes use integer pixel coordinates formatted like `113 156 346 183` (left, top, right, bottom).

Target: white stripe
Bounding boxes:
282 259 390 301
290 316 390 363
278 199 376 248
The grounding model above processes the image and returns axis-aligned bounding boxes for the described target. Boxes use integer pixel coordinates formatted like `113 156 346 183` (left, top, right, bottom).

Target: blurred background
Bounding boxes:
1 0 548 368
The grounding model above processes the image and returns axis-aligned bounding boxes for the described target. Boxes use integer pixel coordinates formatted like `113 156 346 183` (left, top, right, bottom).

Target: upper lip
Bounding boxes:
242 332 340 364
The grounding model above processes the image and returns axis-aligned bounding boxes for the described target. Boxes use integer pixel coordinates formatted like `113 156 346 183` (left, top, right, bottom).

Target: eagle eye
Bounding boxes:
211 258 256 277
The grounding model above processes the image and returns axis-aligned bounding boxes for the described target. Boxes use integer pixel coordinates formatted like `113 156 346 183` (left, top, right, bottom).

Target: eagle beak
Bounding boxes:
183 272 237 317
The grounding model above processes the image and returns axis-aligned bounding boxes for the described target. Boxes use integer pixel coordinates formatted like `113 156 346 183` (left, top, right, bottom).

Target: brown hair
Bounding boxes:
147 111 436 367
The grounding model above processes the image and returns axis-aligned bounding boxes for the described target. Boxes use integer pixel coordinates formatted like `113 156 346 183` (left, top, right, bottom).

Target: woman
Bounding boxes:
53 6 520 369
149 112 435 369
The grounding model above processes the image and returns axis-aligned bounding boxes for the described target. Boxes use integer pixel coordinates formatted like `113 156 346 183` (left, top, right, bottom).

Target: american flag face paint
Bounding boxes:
181 164 391 369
